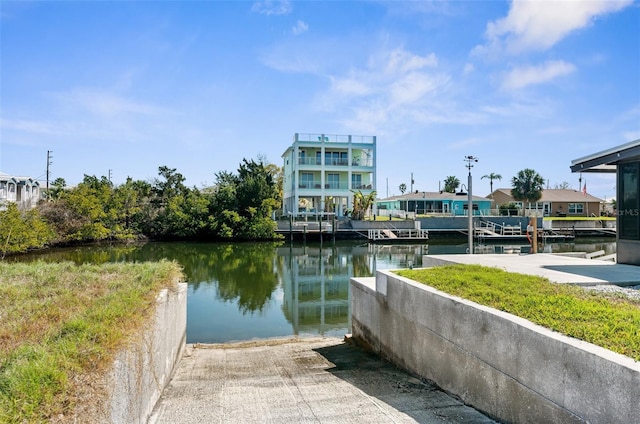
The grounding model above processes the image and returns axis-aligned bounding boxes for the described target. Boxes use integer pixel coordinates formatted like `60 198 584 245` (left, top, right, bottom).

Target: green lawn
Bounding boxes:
0 260 184 423
397 264 640 361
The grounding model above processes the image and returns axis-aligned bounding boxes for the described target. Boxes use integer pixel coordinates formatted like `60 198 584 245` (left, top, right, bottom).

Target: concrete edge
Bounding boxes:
108 280 188 424
351 271 639 423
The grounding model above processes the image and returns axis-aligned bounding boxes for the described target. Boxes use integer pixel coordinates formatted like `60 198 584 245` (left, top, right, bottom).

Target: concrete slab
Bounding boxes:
423 253 640 286
149 337 496 424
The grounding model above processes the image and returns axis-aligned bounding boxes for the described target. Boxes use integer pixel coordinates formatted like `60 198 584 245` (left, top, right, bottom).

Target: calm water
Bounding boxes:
11 238 615 343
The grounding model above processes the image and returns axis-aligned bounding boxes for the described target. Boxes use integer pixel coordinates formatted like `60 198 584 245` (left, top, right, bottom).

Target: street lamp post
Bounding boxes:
465 155 478 254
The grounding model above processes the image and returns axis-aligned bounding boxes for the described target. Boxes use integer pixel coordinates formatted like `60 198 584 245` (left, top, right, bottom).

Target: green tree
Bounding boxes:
443 176 460 193
481 173 502 194
351 190 377 220
0 203 54 256
208 158 280 240
48 177 67 200
511 168 545 213
57 175 114 241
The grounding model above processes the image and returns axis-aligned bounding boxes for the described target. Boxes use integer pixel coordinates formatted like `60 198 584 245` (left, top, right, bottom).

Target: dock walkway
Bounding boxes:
149 337 495 423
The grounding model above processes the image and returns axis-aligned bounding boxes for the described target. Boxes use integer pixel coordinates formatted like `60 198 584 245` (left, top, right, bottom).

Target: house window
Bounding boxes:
568 203 584 214
327 173 340 189
325 151 348 166
352 174 362 189
300 173 313 188
619 162 639 240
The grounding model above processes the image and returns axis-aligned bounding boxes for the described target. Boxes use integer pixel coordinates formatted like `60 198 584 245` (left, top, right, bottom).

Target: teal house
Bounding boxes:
376 191 491 217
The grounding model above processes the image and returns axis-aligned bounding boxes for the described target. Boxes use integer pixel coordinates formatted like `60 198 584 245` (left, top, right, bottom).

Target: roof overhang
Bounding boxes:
570 139 640 173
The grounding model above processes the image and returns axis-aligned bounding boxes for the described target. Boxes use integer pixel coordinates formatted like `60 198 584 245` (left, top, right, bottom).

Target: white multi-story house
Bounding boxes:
0 172 41 209
281 133 376 217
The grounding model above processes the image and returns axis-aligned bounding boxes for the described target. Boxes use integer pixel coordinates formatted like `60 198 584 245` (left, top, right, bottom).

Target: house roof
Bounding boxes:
0 172 40 185
379 191 490 202
570 139 640 173
489 188 603 203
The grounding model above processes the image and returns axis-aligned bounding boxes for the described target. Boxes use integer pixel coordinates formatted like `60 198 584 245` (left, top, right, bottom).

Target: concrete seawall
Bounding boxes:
351 271 640 423
107 282 187 424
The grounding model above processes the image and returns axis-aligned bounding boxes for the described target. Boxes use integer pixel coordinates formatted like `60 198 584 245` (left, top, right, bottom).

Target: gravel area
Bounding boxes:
583 284 640 301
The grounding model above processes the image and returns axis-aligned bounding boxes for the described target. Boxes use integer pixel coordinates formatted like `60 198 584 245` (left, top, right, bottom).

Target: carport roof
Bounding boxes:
570 139 640 173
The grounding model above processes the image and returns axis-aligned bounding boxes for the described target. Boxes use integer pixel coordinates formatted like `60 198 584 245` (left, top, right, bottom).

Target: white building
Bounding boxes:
0 172 41 209
281 133 376 217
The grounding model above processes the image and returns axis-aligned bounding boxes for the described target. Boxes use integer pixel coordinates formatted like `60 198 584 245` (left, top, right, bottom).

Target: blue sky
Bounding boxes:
1 1 638 200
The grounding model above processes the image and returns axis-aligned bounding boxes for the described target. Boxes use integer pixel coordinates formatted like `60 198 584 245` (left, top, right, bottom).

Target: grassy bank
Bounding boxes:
0 260 184 423
397 265 640 361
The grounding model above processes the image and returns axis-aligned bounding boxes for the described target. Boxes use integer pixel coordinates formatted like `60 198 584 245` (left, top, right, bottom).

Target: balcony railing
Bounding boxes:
351 184 374 190
298 182 349 190
298 157 322 165
294 133 375 144
297 158 374 167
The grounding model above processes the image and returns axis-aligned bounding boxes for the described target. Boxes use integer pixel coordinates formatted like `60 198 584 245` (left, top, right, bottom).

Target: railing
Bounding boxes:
298 157 321 165
298 182 349 190
368 228 429 241
297 158 373 167
475 220 522 236
294 133 375 144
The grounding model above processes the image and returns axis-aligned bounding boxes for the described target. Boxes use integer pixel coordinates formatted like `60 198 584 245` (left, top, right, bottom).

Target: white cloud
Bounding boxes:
330 77 372 96
292 20 308 35
56 89 168 117
463 63 474 76
477 0 633 55
251 0 292 16
384 49 437 74
502 60 576 90
389 72 446 106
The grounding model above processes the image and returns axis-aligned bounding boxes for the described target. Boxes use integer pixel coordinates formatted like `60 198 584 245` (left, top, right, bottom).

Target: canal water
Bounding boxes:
12 238 616 343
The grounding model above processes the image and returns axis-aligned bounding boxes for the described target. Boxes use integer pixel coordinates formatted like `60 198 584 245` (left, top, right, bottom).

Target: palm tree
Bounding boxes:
399 183 406 195
351 190 377 220
443 176 460 193
511 169 544 213
481 173 502 195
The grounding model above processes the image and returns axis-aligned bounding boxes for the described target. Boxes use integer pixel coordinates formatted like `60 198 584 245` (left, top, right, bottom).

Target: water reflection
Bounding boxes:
8 239 615 343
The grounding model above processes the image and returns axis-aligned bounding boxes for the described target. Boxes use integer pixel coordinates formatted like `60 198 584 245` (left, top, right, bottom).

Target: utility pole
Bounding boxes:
464 155 478 254
46 150 53 200
410 172 414 193
108 169 112 182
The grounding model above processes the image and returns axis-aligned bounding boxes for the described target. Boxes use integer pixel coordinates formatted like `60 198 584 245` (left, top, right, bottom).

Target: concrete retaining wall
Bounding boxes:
351 272 639 424
108 282 187 424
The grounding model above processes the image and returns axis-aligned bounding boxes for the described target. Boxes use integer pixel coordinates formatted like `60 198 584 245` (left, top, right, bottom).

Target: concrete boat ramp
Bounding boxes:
149 336 496 423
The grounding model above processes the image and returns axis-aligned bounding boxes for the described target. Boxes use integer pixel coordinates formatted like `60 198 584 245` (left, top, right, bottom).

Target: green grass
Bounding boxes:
0 260 184 423
396 265 640 361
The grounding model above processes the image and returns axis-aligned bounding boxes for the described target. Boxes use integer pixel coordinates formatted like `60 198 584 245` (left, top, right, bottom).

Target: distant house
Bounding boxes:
0 172 41 209
488 188 603 217
571 139 640 266
376 191 492 217
281 133 376 217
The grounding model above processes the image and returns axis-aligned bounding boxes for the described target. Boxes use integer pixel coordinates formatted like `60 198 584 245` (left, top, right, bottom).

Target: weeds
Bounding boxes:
0 260 183 423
